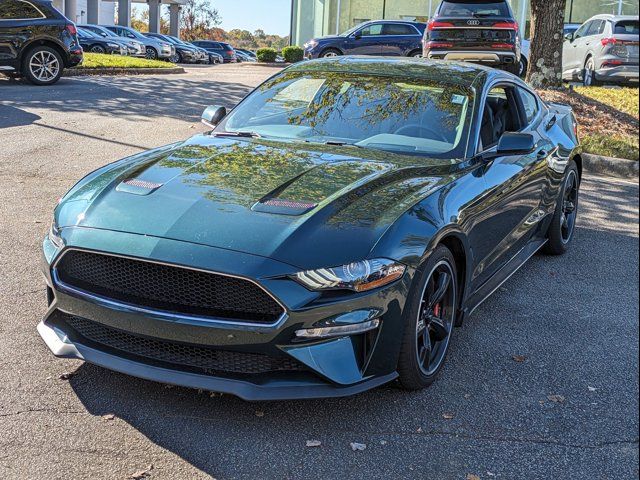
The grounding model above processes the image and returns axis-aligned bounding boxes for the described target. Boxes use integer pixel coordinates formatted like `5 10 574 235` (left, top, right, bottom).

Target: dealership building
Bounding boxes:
291 0 640 46
50 0 185 36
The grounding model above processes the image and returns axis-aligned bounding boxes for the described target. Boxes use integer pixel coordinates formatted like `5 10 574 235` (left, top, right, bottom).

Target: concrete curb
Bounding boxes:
64 66 185 77
583 153 638 180
241 62 290 68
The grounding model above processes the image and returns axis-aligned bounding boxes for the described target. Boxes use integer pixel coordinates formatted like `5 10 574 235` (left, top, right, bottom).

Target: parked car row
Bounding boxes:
303 0 639 86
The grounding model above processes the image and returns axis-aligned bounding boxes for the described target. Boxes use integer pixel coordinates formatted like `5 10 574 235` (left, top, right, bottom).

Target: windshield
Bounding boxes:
340 22 367 37
219 71 474 159
438 1 510 17
126 28 146 40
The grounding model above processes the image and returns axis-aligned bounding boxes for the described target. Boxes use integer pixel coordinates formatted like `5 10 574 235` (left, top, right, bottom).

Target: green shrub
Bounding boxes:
282 46 304 63
256 48 278 63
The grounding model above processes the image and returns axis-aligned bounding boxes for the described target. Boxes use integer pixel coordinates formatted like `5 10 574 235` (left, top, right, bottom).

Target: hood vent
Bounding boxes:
252 198 318 216
116 178 164 195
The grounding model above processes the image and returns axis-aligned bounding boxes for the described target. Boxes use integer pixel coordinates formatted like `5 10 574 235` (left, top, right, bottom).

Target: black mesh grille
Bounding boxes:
55 250 284 323
65 315 304 375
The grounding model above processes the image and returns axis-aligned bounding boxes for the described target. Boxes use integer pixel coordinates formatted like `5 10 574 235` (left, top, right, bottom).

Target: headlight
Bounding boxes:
107 43 119 48
304 40 318 49
293 259 405 292
48 219 64 249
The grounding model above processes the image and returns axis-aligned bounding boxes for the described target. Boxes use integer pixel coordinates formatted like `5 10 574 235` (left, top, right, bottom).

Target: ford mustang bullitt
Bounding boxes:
39 57 581 400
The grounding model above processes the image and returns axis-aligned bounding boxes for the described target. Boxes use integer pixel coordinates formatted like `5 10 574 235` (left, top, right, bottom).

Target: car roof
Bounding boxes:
362 19 426 27
285 56 512 88
589 14 639 21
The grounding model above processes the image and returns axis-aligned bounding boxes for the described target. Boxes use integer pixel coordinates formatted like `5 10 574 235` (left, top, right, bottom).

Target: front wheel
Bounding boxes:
518 55 528 78
90 45 106 54
397 245 458 390
145 47 158 60
21 46 63 86
320 48 341 58
543 162 580 255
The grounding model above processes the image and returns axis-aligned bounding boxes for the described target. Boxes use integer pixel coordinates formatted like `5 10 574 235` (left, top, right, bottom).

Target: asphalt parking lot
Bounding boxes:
0 65 638 479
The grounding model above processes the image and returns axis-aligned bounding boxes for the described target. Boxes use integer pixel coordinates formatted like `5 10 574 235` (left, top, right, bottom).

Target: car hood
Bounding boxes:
56 135 454 269
311 36 344 44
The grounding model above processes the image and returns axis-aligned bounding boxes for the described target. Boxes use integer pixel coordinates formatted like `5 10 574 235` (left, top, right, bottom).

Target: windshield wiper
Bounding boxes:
213 131 261 138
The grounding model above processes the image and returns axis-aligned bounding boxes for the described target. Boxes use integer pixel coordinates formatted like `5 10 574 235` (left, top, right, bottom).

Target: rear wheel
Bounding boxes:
398 245 458 390
582 57 600 86
408 49 423 58
21 46 63 86
518 55 528 78
544 162 580 255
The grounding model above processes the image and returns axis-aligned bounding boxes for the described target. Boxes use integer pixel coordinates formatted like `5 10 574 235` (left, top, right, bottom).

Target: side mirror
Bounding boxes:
201 105 227 128
353 31 362 40
564 32 574 42
127 33 135 38
496 132 536 155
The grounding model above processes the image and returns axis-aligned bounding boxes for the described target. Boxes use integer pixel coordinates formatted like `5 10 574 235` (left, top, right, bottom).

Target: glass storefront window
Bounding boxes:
291 0 640 46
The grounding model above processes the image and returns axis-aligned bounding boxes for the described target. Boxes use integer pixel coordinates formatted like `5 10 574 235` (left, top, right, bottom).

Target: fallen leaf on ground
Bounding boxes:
466 475 481 480
255 410 264 417
548 394 566 403
416 427 423 433
464 394 472 399
306 440 321 448
443 412 455 420
129 465 153 479
102 414 115 421
512 355 527 363
380 440 387 445
350 442 367 451
588 386 597 392
58 372 74 380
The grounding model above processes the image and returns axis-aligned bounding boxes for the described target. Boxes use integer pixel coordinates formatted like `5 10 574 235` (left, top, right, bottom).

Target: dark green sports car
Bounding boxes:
39 57 581 400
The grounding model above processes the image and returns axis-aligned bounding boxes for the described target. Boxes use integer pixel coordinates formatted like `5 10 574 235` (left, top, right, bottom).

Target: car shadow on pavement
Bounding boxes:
0 104 41 129
1 76 254 123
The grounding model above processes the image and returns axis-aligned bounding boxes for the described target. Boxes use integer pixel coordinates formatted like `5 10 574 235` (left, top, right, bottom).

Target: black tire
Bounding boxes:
518 55 528 78
543 161 580 255
408 49 423 58
319 48 341 58
21 46 63 86
582 57 600 86
397 245 459 390
90 45 106 54
145 47 158 60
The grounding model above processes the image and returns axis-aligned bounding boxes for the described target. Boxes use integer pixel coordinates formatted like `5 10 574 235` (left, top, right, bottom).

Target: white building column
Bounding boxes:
118 0 131 26
148 0 161 33
64 0 77 22
87 0 100 24
169 4 180 38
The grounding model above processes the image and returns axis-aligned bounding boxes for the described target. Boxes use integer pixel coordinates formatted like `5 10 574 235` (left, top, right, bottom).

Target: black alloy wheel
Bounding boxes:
90 45 106 54
544 161 580 255
398 245 458 390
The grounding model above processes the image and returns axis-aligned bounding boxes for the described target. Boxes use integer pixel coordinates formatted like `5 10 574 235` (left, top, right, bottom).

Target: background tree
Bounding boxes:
179 0 222 41
526 0 568 88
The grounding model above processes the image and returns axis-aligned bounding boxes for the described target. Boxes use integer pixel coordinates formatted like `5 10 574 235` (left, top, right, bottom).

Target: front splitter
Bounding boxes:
37 320 398 401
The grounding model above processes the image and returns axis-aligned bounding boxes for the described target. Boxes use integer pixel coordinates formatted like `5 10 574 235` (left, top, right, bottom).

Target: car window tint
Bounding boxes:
586 20 603 36
438 1 510 17
615 20 639 35
518 88 539 125
383 23 416 36
0 0 44 19
573 22 591 40
360 24 384 36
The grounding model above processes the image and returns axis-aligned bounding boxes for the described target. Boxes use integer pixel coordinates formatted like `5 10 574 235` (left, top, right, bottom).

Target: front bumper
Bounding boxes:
39 228 411 400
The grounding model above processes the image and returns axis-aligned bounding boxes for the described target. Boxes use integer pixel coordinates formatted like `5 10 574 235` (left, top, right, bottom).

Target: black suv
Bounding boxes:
423 0 521 75
0 0 82 85
191 40 237 63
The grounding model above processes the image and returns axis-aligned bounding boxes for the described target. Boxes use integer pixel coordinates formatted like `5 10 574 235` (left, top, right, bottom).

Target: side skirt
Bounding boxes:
463 238 547 318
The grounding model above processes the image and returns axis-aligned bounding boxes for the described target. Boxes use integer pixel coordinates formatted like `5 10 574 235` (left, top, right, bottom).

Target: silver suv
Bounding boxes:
562 15 639 86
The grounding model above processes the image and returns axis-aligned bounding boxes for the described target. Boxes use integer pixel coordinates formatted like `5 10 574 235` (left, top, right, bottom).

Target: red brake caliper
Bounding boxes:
433 303 441 317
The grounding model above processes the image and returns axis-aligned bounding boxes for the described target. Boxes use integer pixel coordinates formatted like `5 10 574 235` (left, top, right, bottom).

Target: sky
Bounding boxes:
215 0 292 37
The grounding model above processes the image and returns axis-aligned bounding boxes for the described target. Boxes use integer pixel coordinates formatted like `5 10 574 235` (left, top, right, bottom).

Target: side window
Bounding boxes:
360 24 384 36
586 20 603 36
573 22 591 40
0 0 44 20
518 88 539 125
480 86 522 150
382 23 416 36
